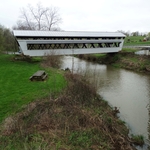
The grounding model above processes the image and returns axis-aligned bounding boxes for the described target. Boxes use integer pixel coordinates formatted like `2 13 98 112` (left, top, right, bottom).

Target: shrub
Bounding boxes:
131 134 144 146
42 51 63 68
64 72 97 106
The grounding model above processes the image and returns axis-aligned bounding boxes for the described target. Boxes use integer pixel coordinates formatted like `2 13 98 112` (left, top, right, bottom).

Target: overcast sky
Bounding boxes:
0 0 150 33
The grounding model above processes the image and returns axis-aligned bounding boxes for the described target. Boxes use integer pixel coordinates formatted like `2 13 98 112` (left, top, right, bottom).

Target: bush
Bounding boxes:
42 51 63 68
127 39 130 42
64 72 97 106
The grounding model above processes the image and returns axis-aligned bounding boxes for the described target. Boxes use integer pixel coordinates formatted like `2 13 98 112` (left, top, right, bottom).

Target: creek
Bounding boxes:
61 56 150 150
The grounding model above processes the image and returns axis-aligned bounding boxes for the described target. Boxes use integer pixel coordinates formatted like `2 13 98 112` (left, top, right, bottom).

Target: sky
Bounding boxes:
0 0 150 33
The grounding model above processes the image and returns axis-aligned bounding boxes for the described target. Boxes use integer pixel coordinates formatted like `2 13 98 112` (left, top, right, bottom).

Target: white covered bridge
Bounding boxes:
13 30 125 56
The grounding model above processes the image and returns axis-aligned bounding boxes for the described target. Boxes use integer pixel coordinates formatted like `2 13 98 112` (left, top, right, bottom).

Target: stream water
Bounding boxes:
61 56 150 150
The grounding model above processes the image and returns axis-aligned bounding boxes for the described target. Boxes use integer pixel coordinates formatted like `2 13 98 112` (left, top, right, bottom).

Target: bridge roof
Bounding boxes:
13 30 125 38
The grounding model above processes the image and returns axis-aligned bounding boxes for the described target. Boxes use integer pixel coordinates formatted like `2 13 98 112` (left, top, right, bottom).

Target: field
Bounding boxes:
0 54 66 122
124 36 150 46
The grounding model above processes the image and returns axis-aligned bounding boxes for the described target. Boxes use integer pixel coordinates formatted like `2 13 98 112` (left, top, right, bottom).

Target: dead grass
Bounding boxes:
0 72 138 150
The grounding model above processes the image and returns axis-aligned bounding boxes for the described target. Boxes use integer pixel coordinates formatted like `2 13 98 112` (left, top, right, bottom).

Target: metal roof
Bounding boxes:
13 30 126 38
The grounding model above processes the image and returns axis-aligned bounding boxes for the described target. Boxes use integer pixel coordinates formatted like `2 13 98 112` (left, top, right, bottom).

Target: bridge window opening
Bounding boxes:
27 41 122 50
98 43 103 48
81 44 87 48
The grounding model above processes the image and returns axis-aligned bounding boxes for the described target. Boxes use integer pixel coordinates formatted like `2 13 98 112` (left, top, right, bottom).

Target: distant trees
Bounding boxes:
117 30 131 37
0 25 16 53
117 30 146 37
146 32 150 41
13 2 62 31
131 31 141 36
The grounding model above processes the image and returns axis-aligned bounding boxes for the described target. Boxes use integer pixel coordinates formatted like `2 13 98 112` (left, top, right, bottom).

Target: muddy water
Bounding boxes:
61 56 150 150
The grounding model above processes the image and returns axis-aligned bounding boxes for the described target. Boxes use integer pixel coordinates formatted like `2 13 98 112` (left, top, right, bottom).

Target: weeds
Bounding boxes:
122 48 138 53
64 72 97 106
0 71 139 150
131 134 144 146
68 131 92 148
42 50 63 68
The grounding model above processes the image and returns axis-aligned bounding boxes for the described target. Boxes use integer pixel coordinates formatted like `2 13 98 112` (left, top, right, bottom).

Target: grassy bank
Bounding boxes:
124 36 150 46
0 54 66 122
112 52 150 73
77 48 150 73
0 54 143 149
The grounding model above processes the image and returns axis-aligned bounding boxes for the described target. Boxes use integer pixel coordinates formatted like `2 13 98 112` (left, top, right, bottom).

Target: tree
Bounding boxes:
0 26 4 52
0 24 16 53
13 2 62 31
44 7 62 31
131 31 140 36
13 20 35 30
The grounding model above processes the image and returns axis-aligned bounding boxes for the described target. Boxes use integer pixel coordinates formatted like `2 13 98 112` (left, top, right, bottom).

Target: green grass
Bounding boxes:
124 36 150 46
124 36 144 42
121 48 138 52
68 129 110 149
124 41 150 46
0 54 66 122
93 54 106 57
131 134 144 146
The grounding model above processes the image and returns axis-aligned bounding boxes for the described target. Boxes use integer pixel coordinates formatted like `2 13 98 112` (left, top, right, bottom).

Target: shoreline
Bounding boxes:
76 51 150 74
0 54 145 150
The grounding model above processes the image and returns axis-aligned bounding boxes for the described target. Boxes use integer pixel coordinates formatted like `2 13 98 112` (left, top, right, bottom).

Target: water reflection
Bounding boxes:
61 56 150 150
100 68 150 150
135 50 150 55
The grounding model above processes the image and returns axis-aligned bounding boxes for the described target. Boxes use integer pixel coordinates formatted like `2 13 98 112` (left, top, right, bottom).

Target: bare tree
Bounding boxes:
28 3 48 30
14 2 62 31
21 8 33 30
44 7 62 31
13 20 35 30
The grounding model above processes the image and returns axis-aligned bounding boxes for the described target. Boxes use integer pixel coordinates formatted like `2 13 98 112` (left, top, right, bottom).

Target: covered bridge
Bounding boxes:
13 30 125 56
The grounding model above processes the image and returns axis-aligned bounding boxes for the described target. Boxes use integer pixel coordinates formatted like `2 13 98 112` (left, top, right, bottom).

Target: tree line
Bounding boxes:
0 25 16 53
118 30 149 37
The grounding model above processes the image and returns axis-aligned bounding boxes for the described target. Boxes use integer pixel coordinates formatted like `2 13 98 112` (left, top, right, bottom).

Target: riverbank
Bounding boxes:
0 54 143 149
77 50 150 74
